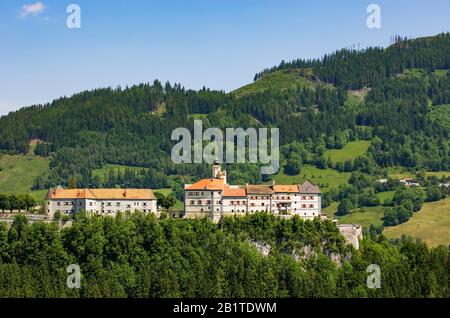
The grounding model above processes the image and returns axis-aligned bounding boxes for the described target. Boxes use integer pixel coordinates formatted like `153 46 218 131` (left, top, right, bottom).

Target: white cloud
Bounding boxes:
20 2 46 19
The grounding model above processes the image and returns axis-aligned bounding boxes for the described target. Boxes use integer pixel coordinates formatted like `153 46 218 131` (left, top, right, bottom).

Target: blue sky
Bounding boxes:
1 0 450 115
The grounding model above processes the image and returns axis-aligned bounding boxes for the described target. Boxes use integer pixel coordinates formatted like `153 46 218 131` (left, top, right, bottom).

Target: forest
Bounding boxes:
0 212 448 298
0 33 449 298
0 34 448 191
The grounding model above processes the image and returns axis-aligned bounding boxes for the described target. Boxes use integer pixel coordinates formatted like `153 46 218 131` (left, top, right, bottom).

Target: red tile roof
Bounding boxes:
273 185 299 193
223 185 246 197
185 178 225 191
46 188 156 200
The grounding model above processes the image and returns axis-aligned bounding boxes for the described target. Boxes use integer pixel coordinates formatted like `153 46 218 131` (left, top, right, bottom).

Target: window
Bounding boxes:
90 202 93 206
190 200 195 205
302 196 307 200
310 196 314 200
309 204 314 208
302 204 306 208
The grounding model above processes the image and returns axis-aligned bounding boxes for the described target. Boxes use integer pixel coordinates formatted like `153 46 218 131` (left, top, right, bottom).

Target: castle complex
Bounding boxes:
184 163 322 221
45 187 157 218
45 164 322 221
43 165 363 248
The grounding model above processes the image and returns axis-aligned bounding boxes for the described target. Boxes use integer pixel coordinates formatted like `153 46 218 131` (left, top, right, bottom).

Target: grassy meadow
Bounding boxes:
324 140 371 164
383 198 450 248
0 155 50 201
232 68 329 96
271 165 351 191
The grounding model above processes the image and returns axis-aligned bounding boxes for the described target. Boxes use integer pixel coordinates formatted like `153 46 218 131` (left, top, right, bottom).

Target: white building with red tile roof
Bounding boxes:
222 185 248 214
184 164 322 220
45 186 157 218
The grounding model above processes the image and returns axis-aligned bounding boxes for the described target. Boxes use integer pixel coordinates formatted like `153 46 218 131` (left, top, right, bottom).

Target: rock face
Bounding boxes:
338 224 363 250
248 240 272 256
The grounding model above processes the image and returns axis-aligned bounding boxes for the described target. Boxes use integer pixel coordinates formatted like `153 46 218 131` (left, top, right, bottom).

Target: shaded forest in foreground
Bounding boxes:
0 213 448 298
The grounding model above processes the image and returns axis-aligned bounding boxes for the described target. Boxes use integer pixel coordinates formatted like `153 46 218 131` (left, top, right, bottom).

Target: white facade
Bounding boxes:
45 188 157 218
222 196 248 214
247 196 272 213
400 179 420 187
292 194 321 219
184 190 222 215
271 192 293 214
184 164 322 220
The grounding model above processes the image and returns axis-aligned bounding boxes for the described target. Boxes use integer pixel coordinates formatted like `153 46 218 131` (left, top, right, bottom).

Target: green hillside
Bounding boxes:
0 155 50 201
232 68 328 96
0 33 448 204
383 198 450 247
428 104 450 129
92 164 149 182
271 165 351 191
324 140 371 163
